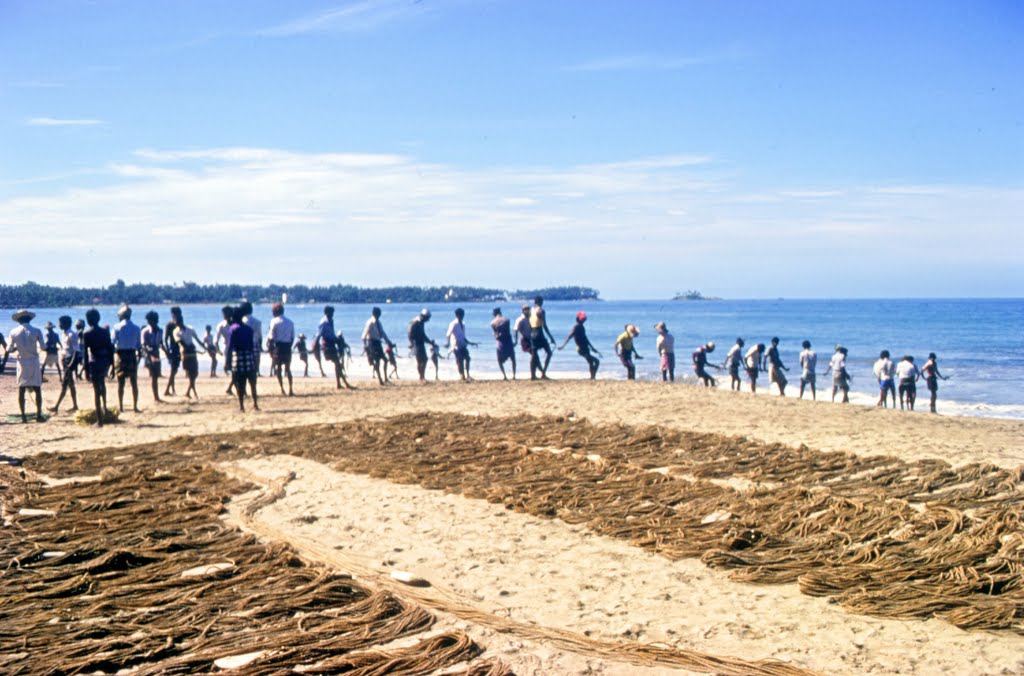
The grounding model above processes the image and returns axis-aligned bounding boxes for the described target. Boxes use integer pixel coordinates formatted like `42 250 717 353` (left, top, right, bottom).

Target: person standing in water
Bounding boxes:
723 338 745 391
49 315 80 414
559 311 601 380
654 322 674 382
824 345 851 403
529 297 557 380
408 309 437 383
490 308 517 380
896 354 920 411
615 324 641 380
446 308 477 381
693 341 717 387
798 340 818 400
745 342 765 393
140 310 167 403
8 310 46 423
920 352 949 414
764 337 789 396
873 350 896 408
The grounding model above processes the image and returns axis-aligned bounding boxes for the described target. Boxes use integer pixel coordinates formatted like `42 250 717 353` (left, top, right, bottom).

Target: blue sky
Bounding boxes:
1 0 1022 298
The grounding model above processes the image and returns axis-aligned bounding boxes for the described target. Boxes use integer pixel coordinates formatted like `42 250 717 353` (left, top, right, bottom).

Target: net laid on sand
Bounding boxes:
3 424 817 676
175 412 1024 634
0 458 508 675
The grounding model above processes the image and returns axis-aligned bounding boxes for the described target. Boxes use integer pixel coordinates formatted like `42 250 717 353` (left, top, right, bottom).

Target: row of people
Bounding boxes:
4 298 950 422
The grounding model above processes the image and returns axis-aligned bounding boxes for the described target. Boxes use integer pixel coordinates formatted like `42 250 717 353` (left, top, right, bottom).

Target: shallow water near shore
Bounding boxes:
7 297 1022 420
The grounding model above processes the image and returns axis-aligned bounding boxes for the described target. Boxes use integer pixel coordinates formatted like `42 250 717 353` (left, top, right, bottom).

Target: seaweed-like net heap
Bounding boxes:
0 452 507 675
192 412 1024 634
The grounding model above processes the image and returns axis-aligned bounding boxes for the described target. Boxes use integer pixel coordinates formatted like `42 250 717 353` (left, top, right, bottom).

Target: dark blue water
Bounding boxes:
10 298 1023 419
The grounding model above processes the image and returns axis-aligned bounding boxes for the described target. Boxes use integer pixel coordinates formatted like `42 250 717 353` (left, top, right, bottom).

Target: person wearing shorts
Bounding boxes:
163 307 182 397
560 311 601 380
724 338 745 391
896 354 919 410
140 310 166 403
693 341 717 387
826 345 851 403
615 324 641 380
529 297 556 380
408 309 435 383
514 305 533 356
490 308 517 380
173 319 204 400
920 352 948 413
764 337 789 396
799 340 818 400
654 321 675 382
873 350 896 408
745 343 765 393
113 305 142 413
315 306 353 390
49 315 80 414
362 306 393 385
266 302 295 396
82 308 114 426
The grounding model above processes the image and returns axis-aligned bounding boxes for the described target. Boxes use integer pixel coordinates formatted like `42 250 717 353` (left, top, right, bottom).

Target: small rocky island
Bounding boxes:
672 289 722 301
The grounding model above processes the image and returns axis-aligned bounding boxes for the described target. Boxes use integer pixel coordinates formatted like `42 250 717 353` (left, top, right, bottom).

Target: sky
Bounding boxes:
1 0 1022 299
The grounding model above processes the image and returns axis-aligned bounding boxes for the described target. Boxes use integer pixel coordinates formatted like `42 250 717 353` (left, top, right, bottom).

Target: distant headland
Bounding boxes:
0 280 600 308
672 289 721 301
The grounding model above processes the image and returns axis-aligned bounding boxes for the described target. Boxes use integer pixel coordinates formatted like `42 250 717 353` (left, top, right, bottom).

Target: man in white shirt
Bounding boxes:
113 305 142 413
873 350 896 408
362 306 394 385
173 320 205 401
214 305 233 377
8 309 46 422
266 302 296 396
446 307 477 381
824 345 850 403
798 340 817 400
895 355 920 411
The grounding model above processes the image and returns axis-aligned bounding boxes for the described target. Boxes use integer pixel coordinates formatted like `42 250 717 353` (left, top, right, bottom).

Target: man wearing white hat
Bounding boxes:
8 310 46 422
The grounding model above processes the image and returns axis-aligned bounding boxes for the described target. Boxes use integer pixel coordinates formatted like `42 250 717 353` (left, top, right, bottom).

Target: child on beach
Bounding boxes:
615 324 641 380
294 333 310 377
203 325 220 377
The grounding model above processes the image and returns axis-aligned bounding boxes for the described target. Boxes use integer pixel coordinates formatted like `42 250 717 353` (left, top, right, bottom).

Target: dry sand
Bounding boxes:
4 370 1024 674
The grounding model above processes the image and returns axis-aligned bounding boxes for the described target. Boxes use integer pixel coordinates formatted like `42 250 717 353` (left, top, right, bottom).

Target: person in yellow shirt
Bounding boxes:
615 324 642 380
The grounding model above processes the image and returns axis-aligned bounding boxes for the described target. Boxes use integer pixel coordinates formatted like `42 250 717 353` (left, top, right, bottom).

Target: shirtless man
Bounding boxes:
82 308 114 426
798 340 817 400
315 306 354 390
490 308 517 380
763 337 789 396
920 352 949 413
214 305 233 379
513 304 533 359
407 309 436 383
692 342 717 387
723 338 745 391
140 311 167 403
896 354 919 411
745 343 765 393
163 307 182 396
528 297 557 380
446 308 477 381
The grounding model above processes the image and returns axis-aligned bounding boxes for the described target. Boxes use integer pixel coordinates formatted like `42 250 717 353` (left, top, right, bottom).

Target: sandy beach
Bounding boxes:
4 369 1024 674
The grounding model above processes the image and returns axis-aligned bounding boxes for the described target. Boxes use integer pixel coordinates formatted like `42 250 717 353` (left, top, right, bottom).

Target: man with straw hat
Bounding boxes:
8 309 46 422
615 323 642 380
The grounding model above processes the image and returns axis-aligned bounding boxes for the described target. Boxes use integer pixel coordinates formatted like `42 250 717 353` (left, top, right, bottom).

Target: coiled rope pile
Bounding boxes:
179 412 1024 633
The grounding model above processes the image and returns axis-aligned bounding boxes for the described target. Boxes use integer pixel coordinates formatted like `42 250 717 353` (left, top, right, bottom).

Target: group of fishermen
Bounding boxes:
3 295 949 423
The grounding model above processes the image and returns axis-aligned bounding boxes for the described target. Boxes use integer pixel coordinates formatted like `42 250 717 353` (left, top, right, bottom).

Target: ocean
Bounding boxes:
6 298 1022 420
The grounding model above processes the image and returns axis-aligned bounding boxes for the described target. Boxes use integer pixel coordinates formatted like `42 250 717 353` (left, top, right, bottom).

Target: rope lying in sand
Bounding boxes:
0 459 508 675
181 412 1024 634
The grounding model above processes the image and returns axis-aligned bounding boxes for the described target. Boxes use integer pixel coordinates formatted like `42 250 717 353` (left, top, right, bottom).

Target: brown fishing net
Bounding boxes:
180 412 1024 634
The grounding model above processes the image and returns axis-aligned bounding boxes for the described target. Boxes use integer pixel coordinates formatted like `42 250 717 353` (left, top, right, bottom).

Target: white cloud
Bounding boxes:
565 54 710 72
0 146 1019 295
257 0 431 36
27 117 104 127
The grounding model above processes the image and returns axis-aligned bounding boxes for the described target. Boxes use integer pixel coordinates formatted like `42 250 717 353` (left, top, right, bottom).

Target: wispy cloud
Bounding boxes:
565 54 711 73
9 80 64 89
257 0 431 36
0 147 1019 295
27 117 104 127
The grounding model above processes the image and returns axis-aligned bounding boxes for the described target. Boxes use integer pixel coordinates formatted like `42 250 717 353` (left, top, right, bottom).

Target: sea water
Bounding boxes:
7 298 1022 420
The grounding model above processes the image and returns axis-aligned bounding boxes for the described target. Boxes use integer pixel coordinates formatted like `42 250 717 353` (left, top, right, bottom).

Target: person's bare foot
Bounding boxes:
47 405 58 413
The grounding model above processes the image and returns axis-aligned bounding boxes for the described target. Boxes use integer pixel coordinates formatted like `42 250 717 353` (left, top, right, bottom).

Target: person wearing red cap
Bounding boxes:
558 311 601 379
